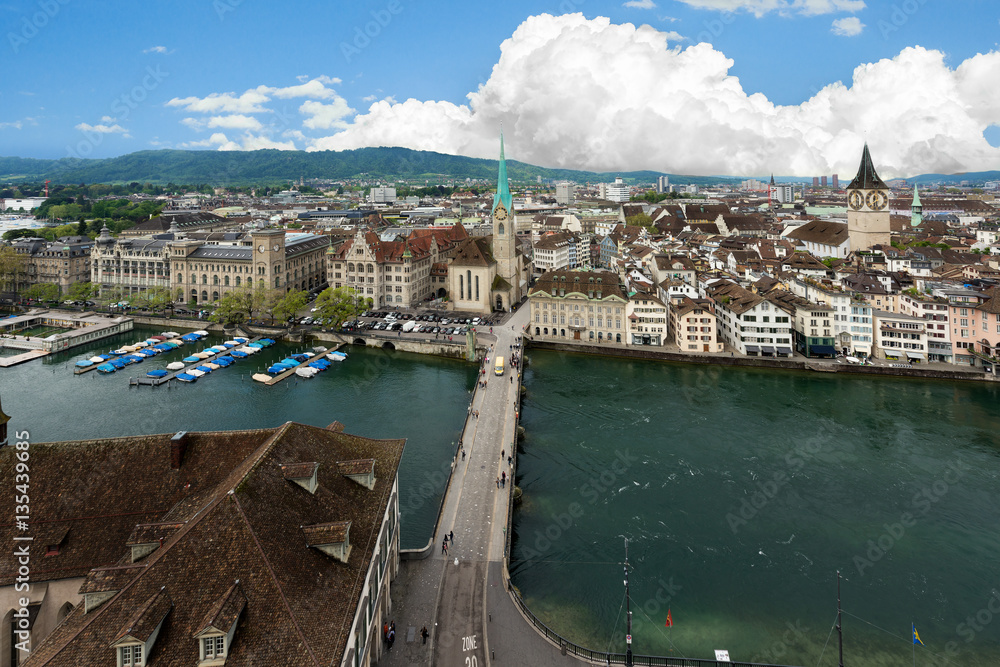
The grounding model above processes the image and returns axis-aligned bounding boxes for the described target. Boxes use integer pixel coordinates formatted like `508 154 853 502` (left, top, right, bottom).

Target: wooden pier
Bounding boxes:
132 337 264 387
0 349 50 367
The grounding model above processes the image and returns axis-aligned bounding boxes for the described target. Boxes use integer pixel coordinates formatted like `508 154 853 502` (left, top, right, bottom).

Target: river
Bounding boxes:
511 349 1000 666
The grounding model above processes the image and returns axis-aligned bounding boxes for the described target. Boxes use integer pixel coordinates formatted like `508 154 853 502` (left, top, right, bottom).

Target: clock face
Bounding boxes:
494 205 508 222
865 190 887 211
273 244 280 251
849 191 864 211
257 244 265 253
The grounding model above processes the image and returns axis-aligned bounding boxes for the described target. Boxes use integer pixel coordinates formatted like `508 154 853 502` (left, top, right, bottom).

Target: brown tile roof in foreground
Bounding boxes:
8 422 405 667
114 588 172 643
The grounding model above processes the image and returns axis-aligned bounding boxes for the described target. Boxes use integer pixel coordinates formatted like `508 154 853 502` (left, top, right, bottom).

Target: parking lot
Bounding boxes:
302 309 508 339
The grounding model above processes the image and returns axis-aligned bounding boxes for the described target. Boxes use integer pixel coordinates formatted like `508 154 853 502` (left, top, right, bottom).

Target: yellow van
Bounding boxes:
494 356 505 376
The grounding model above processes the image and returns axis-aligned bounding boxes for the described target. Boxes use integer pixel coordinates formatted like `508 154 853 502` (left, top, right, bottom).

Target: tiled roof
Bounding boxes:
194 582 247 636
10 422 405 667
114 588 172 643
786 220 849 247
450 236 495 267
529 270 627 301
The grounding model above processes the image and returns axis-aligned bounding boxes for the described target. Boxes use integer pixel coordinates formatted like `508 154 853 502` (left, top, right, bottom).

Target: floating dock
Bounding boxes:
0 349 50 367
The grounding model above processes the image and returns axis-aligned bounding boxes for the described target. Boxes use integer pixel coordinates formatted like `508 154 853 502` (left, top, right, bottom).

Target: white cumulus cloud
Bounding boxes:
300 99 355 130
831 16 864 36
673 0 865 17
75 122 130 137
624 0 657 8
312 13 1000 178
167 88 272 114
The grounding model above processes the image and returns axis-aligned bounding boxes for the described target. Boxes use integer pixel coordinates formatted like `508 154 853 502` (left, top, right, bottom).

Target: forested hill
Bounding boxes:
0 147 713 186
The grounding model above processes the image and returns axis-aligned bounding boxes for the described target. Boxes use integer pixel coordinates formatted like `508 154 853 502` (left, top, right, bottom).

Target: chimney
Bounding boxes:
170 431 188 469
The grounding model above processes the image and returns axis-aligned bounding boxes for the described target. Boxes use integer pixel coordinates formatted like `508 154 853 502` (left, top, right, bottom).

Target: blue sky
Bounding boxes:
2 0 999 177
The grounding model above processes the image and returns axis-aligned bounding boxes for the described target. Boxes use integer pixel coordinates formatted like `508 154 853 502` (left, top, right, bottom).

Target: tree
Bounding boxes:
68 281 98 302
209 283 267 327
0 247 28 297
313 286 372 330
625 213 653 227
272 290 308 324
98 287 127 311
76 219 89 236
23 282 61 302
133 287 172 313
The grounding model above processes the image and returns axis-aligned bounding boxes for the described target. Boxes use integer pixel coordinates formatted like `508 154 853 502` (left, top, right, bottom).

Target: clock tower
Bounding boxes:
251 228 285 290
846 143 891 251
491 133 521 307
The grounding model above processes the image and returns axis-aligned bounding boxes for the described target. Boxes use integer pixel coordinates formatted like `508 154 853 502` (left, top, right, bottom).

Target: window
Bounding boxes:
120 644 143 666
203 635 226 660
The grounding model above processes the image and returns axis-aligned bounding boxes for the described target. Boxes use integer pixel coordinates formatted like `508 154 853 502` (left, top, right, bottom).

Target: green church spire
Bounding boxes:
910 184 923 228
492 132 513 215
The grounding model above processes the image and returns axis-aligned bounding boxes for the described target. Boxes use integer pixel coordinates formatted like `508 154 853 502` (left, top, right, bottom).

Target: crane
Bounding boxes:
44 180 51 197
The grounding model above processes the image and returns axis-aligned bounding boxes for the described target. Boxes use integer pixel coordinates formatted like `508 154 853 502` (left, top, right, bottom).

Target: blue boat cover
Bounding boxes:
195 365 213 373
222 342 236 348
234 337 248 343
248 342 264 348
110 359 128 369
183 355 200 362
267 365 286 374
76 360 94 367
280 358 299 366
97 363 116 372
176 373 196 382
215 358 233 367
146 369 169 378
230 350 248 358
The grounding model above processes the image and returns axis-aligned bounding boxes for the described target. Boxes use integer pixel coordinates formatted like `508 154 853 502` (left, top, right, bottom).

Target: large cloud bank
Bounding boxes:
174 14 1000 177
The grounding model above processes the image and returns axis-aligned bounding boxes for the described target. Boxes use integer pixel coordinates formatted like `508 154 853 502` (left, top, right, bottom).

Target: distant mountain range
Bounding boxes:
0 148 718 187
1 148 996 187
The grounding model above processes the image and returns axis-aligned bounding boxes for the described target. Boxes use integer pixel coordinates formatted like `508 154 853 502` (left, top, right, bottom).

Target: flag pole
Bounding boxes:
837 571 844 667
912 622 915 667
624 538 633 667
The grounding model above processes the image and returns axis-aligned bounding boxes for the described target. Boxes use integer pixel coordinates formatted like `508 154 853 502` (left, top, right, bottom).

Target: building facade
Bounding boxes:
707 280 794 356
899 292 952 363
669 297 722 352
626 294 668 346
949 289 1000 367
91 225 172 298
11 236 92 295
873 310 928 362
529 270 628 343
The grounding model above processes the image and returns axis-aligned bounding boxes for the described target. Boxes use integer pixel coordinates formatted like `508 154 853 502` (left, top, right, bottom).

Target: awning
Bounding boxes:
810 345 838 356
761 346 775 355
777 347 793 356
906 351 925 360
745 345 760 353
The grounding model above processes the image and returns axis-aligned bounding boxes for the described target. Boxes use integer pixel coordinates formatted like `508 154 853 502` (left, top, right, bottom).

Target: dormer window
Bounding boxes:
302 521 352 563
111 588 171 667
194 582 246 665
280 462 319 494
337 459 376 490
126 522 184 562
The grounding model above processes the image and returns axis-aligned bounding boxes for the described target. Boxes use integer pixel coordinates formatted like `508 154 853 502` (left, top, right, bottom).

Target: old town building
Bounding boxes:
529 270 628 343
326 226 466 308
11 236 92 294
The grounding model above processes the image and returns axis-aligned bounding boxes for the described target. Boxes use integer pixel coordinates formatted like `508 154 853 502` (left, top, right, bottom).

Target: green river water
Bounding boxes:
510 350 1000 666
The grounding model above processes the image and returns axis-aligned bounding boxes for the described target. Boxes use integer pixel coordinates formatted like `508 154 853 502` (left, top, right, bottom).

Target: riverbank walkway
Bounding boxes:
380 306 583 667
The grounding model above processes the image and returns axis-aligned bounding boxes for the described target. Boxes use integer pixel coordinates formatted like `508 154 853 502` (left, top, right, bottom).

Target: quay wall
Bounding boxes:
130 316 226 332
527 340 994 383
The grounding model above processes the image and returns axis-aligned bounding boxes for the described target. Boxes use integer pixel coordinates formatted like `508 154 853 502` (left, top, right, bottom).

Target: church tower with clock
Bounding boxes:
846 143 891 251
491 133 522 307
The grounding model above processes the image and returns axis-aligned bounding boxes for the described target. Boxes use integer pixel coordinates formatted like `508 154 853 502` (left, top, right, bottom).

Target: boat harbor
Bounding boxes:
255 343 346 386
131 335 274 386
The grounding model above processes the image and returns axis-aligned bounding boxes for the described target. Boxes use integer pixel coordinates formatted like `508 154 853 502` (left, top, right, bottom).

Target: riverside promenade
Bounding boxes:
381 307 583 667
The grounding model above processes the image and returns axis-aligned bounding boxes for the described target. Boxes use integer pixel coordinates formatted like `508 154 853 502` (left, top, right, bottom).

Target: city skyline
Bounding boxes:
1 1 999 177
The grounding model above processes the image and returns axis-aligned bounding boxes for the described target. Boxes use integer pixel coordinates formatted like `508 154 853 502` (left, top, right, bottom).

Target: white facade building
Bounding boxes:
607 177 630 203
